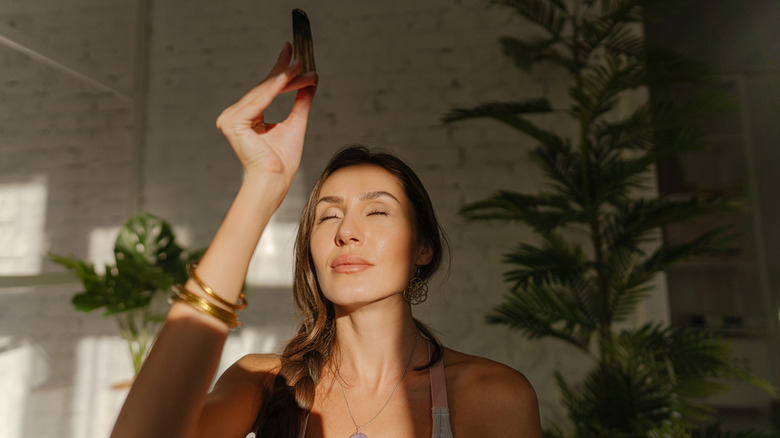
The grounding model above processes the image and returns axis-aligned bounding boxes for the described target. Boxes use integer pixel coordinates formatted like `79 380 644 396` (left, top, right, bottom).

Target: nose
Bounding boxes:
335 213 362 246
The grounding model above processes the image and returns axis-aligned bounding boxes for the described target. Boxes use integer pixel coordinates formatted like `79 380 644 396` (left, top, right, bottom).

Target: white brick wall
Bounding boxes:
0 0 656 435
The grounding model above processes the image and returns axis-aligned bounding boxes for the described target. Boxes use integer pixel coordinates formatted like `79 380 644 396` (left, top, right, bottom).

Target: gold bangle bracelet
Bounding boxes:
171 286 240 328
170 285 241 329
173 284 238 324
187 261 248 311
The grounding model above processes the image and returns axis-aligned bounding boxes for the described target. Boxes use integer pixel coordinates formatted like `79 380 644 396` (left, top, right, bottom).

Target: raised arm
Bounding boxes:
111 42 317 438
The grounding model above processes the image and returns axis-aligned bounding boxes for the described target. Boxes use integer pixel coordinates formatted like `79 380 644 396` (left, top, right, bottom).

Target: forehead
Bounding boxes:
319 164 405 198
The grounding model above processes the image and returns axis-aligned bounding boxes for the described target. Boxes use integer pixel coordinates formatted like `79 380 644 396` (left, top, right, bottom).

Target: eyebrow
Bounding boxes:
316 191 401 207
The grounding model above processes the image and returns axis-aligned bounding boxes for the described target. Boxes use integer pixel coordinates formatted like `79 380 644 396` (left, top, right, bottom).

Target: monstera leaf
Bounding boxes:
51 213 201 315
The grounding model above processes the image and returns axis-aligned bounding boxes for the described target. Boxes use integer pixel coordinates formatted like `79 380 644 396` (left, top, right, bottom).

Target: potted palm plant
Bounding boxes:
444 0 774 436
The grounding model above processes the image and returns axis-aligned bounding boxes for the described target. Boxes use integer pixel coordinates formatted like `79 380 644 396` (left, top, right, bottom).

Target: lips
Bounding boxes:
331 254 373 273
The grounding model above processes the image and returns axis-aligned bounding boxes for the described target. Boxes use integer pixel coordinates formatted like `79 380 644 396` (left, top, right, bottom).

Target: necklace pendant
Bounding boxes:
350 432 368 438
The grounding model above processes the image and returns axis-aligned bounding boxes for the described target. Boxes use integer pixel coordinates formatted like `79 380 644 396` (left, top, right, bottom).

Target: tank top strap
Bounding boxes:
427 339 449 408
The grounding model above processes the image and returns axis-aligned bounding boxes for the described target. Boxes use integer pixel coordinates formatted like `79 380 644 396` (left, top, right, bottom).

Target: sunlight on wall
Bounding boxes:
0 176 48 275
245 217 297 287
0 336 49 438
69 329 279 437
217 328 280 380
87 227 120 275
71 335 133 438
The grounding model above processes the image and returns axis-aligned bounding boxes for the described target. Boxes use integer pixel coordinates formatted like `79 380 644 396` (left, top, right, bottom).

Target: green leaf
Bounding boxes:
591 103 655 152
603 196 743 251
579 0 643 56
115 213 184 271
489 0 569 37
48 252 103 294
49 213 196 316
459 191 581 233
486 280 597 351
603 29 645 59
499 36 572 71
647 227 734 271
528 142 587 206
72 290 107 312
570 55 646 125
502 233 589 289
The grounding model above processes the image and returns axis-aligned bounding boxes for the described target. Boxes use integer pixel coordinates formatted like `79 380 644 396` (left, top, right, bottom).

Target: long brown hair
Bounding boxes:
255 145 447 436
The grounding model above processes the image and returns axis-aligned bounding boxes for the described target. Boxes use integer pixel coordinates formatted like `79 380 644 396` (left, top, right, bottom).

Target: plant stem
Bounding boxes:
116 310 153 377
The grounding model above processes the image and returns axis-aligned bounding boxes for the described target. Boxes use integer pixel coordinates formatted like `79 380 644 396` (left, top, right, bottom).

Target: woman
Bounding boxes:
111 43 542 438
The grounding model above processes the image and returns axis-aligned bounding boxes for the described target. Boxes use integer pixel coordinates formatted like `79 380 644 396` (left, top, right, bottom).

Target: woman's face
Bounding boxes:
310 164 432 308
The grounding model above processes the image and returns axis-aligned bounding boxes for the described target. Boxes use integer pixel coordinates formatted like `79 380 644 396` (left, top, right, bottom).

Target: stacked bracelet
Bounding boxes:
187 261 247 310
169 261 248 329
170 285 241 328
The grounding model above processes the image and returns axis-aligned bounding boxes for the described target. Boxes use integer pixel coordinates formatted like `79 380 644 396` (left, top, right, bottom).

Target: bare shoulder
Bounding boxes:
442 348 542 438
210 353 282 402
230 353 283 376
196 354 282 437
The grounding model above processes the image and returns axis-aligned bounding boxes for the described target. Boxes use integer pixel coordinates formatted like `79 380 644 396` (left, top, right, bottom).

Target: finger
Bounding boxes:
236 59 302 115
280 72 318 94
218 59 303 135
222 42 292 114
216 46 301 134
227 45 296 111
266 42 293 79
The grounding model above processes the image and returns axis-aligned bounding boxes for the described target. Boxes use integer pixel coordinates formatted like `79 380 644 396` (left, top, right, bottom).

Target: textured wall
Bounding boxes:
0 0 659 436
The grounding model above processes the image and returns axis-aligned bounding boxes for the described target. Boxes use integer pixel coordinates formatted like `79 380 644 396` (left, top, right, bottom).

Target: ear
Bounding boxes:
415 239 434 266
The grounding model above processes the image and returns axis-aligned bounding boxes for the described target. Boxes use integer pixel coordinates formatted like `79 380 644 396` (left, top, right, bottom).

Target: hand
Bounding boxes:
216 42 317 185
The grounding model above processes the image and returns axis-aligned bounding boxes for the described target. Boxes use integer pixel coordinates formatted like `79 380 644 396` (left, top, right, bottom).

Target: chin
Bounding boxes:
323 285 404 309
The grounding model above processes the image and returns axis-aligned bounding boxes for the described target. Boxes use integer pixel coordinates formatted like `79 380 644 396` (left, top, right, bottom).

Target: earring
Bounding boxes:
403 267 428 305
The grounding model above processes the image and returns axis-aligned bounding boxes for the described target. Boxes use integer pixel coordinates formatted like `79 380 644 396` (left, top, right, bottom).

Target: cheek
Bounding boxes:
310 233 322 260
374 227 416 270
309 231 330 272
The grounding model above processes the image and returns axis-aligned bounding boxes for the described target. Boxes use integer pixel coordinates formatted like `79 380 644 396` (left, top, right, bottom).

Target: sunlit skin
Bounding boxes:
311 164 432 312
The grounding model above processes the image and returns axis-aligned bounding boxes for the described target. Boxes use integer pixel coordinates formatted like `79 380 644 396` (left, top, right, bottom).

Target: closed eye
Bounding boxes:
317 214 340 224
368 210 388 216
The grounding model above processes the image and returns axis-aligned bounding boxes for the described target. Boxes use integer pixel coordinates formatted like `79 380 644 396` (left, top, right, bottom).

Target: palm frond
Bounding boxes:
443 100 557 145
502 233 589 289
570 55 645 124
641 225 736 276
560 359 676 436
579 0 643 56
601 247 657 322
603 196 743 250
591 102 655 151
489 0 569 38
603 27 645 59
529 142 587 206
610 285 651 322
459 190 582 233
499 36 572 71
614 324 759 389
590 153 657 204
486 281 597 351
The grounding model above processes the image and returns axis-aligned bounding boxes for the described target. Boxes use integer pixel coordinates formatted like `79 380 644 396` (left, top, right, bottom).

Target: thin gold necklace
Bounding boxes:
336 332 419 438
